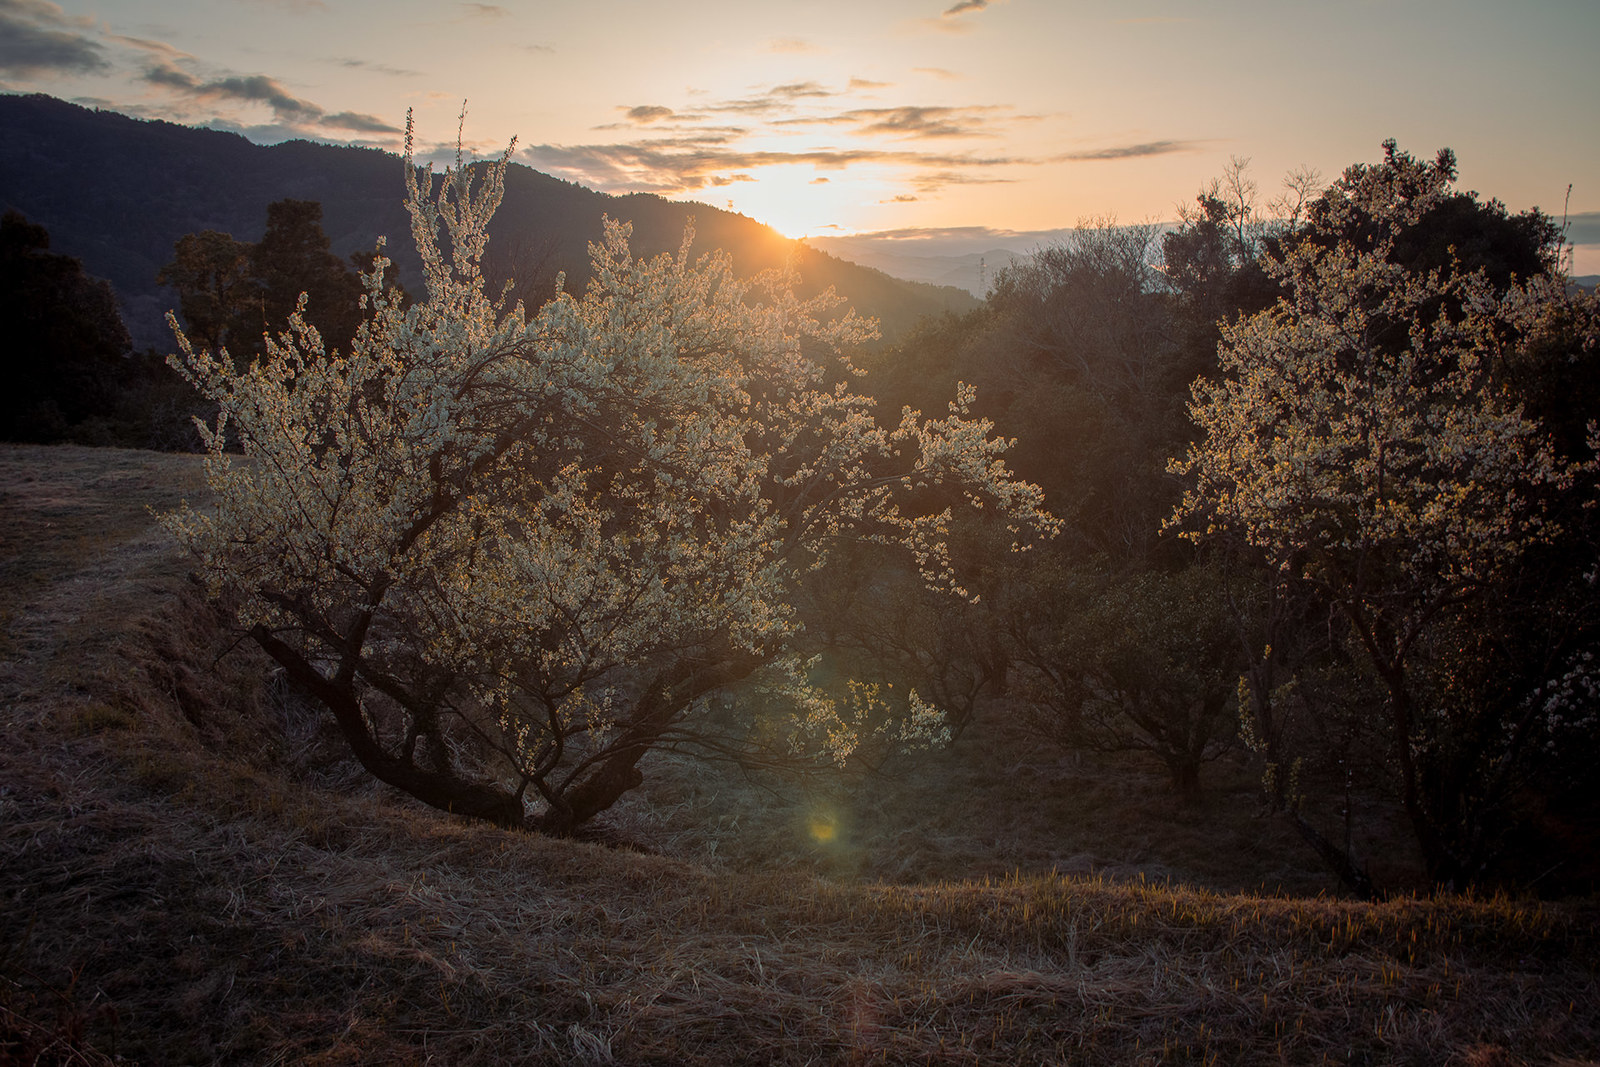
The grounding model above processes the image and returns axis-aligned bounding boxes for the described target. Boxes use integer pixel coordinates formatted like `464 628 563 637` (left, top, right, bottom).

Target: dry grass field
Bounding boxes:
1 443 1596 1065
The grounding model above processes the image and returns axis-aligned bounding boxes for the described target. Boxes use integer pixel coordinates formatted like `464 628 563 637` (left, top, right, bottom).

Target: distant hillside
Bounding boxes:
807 236 1024 297
0 94 976 350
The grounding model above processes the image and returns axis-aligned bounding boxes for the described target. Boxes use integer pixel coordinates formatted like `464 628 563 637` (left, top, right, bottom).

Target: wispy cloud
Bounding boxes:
107 33 191 59
1563 211 1600 245
700 81 843 117
3 0 96 26
329 56 421 77
810 225 1080 256
1057 140 1193 161
771 81 833 100
524 75 1185 210
622 105 675 123
321 110 403 133
0 0 107 77
142 57 400 133
923 0 1005 32
911 169 1015 192
525 79 1050 198
778 104 1008 139
768 37 818 53
0 1 406 144
459 2 507 17
914 67 961 80
522 139 1020 195
824 225 1032 243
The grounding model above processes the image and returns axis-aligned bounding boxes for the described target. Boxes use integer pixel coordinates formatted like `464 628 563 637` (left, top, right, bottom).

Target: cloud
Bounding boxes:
203 117 394 147
841 225 1023 242
330 57 422 77
771 81 833 99
142 60 199 90
520 79 1047 200
1117 16 1192 24
768 38 818 53
143 58 401 134
1 0 93 27
522 138 1019 195
144 62 318 122
1057 140 1193 161
914 67 960 80
911 169 1015 192
623 105 675 123
776 104 1011 140
810 225 1079 257
0 0 108 77
459 2 507 16
882 194 919 203
107 33 191 59
917 0 1004 33
1562 211 1600 246
323 110 403 133
705 82 840 117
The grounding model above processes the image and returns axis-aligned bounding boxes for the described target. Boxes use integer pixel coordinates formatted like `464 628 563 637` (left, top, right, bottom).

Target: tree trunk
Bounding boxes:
1287 809 1380 900
532 651 763 836
252 626 528 828
1376 664 1457 888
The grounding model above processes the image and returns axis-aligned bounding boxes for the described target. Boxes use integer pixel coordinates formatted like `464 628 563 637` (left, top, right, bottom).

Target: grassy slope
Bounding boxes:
0 444 1595 1066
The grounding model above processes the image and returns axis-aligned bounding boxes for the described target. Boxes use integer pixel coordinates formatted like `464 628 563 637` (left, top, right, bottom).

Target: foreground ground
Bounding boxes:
1 444 1596 1065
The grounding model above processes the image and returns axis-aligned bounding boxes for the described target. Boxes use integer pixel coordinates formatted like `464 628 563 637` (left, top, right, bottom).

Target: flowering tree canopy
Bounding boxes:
1167 146 1596 886
164 125 1054 834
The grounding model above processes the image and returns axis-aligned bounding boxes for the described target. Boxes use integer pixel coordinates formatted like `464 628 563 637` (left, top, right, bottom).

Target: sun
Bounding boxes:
705 163 903 239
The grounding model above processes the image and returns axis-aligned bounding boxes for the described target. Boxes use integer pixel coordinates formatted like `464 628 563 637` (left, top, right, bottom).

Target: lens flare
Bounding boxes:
807 811 839 844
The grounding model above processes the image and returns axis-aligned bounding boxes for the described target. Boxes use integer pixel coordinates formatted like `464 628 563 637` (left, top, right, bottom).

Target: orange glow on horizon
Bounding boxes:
700 163 907 240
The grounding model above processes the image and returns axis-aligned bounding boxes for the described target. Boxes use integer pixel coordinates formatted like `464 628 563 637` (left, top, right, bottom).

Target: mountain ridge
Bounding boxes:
0 93 977 350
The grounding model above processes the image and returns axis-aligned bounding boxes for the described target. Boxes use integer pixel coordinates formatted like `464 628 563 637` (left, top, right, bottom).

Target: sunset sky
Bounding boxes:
3 0 1597 268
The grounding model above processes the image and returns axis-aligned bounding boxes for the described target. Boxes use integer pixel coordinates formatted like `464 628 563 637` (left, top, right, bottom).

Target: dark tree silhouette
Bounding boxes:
250 199 365 354
157 230 256 356
0 210 131 442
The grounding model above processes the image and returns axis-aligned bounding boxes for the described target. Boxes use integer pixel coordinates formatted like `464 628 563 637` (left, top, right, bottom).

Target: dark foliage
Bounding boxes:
1295 140 1562 289
249 199 367 355
0 210 132 443
159 200 369 362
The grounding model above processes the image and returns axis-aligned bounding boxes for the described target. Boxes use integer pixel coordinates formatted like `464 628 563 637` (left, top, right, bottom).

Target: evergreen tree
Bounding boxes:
250 199 364 355
156 230 257 357
160 200 365 363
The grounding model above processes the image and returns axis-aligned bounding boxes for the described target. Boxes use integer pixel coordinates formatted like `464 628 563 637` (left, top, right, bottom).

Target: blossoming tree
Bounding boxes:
1168 146 1596 888
164 124 1054 835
